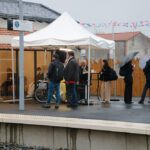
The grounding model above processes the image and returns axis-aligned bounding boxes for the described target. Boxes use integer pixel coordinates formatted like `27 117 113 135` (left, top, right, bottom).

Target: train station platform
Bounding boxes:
0 98 150 149
0 98 150 131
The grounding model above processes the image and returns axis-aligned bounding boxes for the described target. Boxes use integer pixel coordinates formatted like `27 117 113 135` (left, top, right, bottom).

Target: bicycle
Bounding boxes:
35 79 60 103
34 80 48 103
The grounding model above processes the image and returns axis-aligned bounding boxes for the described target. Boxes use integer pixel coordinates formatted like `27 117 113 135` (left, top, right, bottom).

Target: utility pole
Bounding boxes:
19 0 24 110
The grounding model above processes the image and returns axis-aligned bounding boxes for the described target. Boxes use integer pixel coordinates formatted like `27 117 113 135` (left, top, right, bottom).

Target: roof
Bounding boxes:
0 0 60 23
97 32 144 41
12 12 115 50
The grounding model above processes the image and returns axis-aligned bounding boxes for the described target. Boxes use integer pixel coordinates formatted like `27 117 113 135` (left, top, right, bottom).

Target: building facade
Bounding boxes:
97 32 150 60
0 0 60 99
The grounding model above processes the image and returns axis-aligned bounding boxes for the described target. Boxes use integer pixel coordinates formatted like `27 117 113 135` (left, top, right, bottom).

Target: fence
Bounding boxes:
90 58 148 97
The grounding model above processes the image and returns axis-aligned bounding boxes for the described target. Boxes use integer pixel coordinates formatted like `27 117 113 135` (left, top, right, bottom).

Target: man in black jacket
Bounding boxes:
43 54 64 109
64 51 79 108
119 61 134 104
139 59 150 104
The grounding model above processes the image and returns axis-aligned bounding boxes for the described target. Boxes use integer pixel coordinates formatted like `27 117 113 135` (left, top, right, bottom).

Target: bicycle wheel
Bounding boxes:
35 88 48 103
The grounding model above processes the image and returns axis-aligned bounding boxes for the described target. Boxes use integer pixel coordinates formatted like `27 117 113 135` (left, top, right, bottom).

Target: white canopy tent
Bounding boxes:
11 12 115 106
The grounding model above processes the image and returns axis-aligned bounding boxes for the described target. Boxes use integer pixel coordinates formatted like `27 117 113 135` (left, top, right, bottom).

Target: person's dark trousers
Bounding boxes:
149 89 150 100
124 76 133 104
69 83 78 107
66 84 72 104
140 83 150 102
77 85 85 100
2 81 12 96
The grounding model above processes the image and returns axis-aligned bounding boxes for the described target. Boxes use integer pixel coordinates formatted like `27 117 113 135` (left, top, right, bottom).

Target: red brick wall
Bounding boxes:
0 43 11 49
0 28 36 36
0 28 38 50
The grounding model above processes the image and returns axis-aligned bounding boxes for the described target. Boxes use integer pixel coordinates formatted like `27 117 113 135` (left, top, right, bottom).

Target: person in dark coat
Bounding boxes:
139 59 150 104
36 67 44 80
64 51 79 108
2 68 12 96
149 90 150 103
43 54 64 109
79 60 88 85
99 60 118 103
119 61 134 104
78 60 88 100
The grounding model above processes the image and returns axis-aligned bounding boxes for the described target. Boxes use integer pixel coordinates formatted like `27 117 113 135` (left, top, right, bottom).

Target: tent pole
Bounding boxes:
44 48 47 80
113 49 116 96
88 45 91 106
11 47 15 103
112 25 116 96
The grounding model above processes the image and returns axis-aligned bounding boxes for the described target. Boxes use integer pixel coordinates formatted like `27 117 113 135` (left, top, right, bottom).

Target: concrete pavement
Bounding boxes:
0 98 150 124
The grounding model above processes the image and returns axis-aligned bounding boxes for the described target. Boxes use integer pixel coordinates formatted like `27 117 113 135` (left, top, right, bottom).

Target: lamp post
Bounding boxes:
19 0 24 110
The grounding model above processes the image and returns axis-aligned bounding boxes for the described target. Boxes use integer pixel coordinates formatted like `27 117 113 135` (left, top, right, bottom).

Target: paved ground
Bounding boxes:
0 96 150 124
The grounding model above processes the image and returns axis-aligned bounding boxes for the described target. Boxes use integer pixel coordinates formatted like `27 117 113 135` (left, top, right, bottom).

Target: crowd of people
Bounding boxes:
42 51 150 109
43 51 79 109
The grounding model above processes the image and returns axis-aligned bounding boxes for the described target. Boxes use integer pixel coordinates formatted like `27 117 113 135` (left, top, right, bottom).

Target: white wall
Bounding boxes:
127 34 150 58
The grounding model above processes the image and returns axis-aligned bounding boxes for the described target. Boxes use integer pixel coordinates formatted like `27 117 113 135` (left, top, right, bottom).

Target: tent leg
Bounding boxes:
112 25 116 96
11 47 15 103
113 49 116 96
88 45 91 106
44 48 47 80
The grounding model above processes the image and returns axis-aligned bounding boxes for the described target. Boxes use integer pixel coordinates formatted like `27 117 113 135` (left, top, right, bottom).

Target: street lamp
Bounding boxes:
19 0 24 110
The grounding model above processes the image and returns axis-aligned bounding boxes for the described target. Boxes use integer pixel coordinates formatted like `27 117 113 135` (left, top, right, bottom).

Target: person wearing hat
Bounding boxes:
43 54 64 109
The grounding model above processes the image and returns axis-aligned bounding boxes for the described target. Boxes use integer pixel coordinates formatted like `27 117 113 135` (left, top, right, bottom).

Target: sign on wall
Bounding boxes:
7 20 33 32
13 20 33 32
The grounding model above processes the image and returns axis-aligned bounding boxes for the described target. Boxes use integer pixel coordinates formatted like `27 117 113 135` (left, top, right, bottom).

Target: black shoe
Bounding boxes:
71 105 78 109
138 101 144 104
125 102 133 104
55 105 59 109
67 104 78 108
42 104 51 108
67 104 72 107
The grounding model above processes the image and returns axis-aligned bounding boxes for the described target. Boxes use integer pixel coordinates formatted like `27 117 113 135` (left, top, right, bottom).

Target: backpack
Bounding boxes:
53 61 64 82
110 69 118 81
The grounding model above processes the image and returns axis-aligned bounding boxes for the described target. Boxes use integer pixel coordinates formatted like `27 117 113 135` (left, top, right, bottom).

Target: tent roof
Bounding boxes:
12 12 115 50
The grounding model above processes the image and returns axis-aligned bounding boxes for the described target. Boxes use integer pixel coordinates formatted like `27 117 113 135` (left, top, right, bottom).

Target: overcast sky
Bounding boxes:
24 0 150 34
